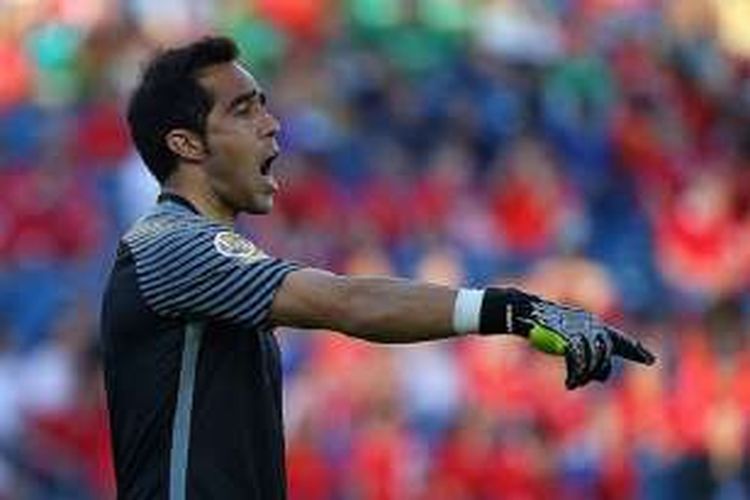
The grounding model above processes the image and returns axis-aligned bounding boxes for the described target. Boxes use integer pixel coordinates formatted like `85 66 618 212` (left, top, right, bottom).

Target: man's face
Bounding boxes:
198 62 281 214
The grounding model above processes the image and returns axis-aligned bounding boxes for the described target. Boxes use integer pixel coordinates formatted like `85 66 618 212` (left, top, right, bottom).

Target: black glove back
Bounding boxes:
528 299 655 390
477 287 656 390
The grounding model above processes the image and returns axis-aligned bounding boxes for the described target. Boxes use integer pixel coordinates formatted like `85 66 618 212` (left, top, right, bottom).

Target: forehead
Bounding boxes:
197 62 260 107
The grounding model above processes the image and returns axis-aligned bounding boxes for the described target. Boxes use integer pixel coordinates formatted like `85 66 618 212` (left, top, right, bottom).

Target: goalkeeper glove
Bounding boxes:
455 288 656 390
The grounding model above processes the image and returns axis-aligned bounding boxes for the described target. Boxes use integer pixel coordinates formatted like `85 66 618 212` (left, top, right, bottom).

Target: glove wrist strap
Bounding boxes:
452 287 536 336
452 289 484 334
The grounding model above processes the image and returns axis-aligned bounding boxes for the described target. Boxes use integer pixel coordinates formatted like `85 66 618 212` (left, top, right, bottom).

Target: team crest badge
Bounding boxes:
213 231 267 262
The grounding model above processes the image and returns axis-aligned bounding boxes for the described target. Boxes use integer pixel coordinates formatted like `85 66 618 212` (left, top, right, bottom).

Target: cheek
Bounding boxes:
212 122 261 156
220 132 251 157
222 143 249 168
211 139 258 178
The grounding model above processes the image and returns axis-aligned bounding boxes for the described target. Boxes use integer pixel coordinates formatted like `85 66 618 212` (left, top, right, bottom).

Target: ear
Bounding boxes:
165 129 208 162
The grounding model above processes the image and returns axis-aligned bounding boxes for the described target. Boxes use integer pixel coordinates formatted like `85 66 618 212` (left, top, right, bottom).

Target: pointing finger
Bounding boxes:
608 328 657 365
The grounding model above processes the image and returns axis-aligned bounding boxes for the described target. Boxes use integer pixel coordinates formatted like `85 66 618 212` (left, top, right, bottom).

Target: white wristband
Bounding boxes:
452 288 485 335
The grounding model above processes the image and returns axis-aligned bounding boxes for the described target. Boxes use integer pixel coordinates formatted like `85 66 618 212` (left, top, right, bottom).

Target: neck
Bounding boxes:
163 167 236 225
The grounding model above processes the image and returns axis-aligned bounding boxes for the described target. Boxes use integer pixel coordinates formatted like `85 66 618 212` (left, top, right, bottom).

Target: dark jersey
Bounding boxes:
100 194 299 499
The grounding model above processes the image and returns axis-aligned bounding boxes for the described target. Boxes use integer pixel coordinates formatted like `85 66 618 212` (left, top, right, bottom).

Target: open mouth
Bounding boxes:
260 152 279 176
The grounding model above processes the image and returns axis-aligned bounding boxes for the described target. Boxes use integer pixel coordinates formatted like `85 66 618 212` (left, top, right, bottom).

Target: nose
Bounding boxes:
263 112 281 138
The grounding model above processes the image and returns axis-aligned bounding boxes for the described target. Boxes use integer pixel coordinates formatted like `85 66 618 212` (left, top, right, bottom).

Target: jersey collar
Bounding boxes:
157 192 200 215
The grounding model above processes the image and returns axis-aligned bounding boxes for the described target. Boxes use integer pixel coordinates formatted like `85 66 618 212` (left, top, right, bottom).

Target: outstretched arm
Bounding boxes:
270 267 657 390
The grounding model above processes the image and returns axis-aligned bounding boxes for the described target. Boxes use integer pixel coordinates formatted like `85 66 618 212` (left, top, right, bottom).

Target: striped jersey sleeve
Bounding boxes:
124 214 299 329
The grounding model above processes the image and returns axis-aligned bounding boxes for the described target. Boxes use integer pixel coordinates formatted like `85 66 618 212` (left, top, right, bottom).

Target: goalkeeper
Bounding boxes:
101 36 655 500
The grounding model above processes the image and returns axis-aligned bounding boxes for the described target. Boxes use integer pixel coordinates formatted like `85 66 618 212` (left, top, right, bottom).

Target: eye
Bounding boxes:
234 103 251 116
234 96 266 117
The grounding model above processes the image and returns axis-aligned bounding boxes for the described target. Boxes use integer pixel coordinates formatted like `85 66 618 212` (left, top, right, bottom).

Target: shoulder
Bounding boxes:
117 204 297 323
122 204 269 268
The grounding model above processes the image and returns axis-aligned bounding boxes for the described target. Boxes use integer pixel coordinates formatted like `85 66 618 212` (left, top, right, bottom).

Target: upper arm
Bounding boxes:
127 225 299 328
268 268 349 330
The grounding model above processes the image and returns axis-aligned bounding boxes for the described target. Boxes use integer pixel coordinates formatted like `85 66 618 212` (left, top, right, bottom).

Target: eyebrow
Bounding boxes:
227 90 264 112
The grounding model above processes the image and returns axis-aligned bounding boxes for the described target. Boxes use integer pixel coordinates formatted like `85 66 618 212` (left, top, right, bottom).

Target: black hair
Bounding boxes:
127 36 239 183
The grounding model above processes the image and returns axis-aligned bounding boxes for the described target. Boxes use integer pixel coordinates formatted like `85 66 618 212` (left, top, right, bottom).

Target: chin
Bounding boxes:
243 197 274 215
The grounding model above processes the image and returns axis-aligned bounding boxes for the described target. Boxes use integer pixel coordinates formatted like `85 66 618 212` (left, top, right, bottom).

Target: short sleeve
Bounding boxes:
126 223 299 329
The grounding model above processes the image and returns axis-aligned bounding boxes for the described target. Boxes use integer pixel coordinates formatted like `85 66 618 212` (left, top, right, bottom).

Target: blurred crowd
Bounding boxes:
1 0 750 498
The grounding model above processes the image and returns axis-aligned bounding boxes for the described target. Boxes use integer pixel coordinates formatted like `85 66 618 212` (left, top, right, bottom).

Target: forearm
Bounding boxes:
335 276 457 343
271 270 458 343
